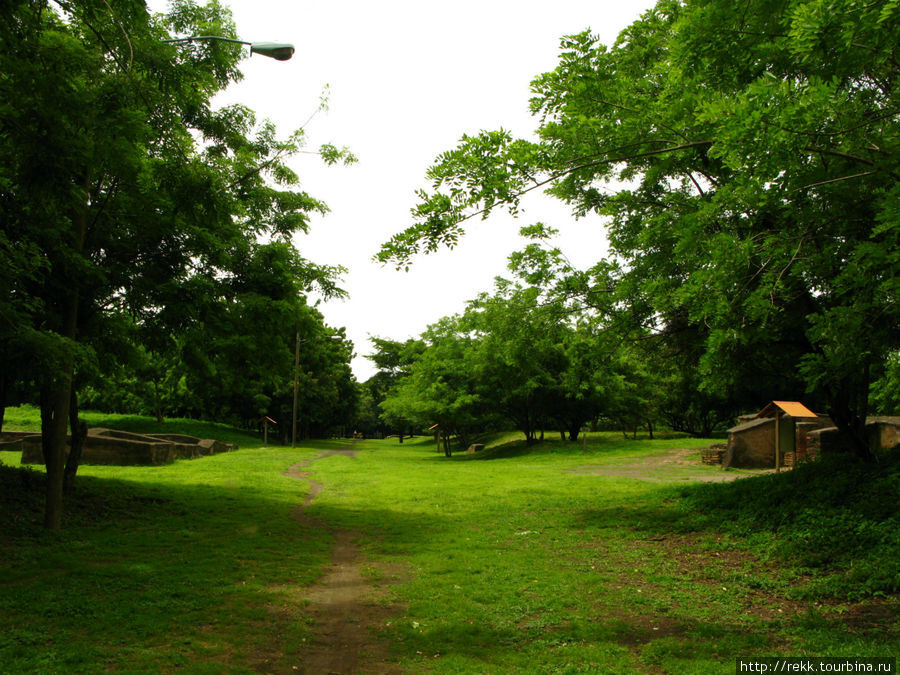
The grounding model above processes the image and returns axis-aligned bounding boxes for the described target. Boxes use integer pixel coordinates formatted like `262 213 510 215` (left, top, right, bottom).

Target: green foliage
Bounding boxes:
379 0 900 452
361 337 425 437
0 0 356 527
379 315 492 447
869 351 900 415
377 268 657 444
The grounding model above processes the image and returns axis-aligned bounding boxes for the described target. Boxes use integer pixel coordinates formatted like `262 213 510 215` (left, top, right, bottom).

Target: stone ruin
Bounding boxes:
0 428 236 467
805 417 900 458
707 414 900 470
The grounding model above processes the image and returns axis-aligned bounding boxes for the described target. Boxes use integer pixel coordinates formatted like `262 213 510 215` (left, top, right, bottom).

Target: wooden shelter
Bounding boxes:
757 401 817 472
724 401 823 470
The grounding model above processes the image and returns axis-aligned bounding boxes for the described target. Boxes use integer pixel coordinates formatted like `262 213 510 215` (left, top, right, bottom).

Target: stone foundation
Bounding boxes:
18 428 237 466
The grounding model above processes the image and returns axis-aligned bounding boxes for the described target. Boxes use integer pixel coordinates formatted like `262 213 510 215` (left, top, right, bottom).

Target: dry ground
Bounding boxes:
567 446 776 482
276 446 405 674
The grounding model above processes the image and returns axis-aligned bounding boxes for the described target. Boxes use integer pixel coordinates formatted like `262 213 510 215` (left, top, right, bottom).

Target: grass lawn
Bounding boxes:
1 411 897 673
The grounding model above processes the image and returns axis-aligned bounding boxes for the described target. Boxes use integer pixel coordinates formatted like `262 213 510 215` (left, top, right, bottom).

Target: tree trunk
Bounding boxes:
829 368 874 461
64 387 87 495
41 376 72 531
41 171 88 529
153 377 164 423
0 375 6 432
647 419 654 440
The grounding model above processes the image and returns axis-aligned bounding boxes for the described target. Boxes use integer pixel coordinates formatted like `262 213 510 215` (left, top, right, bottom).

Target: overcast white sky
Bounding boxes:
155 0 656 381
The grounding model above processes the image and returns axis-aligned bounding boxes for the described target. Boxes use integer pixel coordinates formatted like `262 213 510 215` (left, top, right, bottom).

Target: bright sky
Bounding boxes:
154 0 657 381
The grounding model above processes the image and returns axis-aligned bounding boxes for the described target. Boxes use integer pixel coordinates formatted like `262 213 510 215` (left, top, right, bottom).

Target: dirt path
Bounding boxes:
280 444 404 675
567 446 776 482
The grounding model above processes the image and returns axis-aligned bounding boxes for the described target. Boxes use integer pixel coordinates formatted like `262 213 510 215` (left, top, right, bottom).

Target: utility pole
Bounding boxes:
292 331 300 448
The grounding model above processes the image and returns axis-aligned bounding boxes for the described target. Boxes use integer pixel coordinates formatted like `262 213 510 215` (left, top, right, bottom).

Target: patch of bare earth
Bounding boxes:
568 449 898 660
603 529 898 658
253 444 406 674
568 446 776 482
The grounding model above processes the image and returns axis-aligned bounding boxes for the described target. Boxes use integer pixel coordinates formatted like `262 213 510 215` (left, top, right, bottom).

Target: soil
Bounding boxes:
277 444 405 674
567 446 777 482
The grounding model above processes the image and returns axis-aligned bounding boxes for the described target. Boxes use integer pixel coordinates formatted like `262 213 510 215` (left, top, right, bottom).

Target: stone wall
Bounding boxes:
19 428 236 466
724 418 775 469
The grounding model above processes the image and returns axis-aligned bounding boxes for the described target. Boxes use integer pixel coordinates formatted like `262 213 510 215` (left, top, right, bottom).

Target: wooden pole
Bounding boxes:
263 419 268 447
775 412 781 472
292 332 300 448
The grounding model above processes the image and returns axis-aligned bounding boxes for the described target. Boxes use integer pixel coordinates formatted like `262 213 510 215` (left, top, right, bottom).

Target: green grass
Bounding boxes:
1 408 897 673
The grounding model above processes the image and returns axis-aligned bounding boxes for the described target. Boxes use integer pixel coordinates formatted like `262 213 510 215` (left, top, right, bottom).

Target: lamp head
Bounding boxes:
250 42 295 61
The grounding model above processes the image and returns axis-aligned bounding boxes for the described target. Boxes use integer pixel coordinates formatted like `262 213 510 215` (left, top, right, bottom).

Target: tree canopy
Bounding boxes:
0 0 355 527
378 0 900 456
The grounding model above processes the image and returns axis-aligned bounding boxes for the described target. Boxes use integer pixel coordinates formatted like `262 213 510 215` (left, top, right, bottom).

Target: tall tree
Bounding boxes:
0 0 351 528
365 336 424 439
378 0 900 457
380 317 491 451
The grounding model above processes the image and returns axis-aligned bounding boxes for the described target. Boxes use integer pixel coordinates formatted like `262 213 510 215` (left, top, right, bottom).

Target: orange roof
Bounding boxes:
756 401 817 419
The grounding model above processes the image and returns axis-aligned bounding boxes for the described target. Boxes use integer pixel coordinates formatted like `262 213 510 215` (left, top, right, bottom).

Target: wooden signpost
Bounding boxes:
258 416 277 447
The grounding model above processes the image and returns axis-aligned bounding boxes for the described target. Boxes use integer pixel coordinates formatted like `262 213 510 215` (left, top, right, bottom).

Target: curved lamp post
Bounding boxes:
162 35 295 61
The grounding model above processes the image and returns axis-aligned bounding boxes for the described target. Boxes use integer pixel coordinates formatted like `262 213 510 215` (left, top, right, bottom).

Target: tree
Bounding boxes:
172 241 348 429
365 336 424 440
0 0 352 528
463 280 607 443
380 317 492 452
378 0 900 458
870 351 900 416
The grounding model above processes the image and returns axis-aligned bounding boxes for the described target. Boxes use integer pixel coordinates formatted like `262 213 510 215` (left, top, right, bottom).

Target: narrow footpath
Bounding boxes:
279 444 404 675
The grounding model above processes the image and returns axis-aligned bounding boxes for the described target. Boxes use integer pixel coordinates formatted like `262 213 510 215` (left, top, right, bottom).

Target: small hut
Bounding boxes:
723 401 828 470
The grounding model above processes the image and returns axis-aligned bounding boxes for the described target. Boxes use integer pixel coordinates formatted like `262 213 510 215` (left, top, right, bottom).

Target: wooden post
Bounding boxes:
292 332 300 448
775 412 781 472
258 416 276 448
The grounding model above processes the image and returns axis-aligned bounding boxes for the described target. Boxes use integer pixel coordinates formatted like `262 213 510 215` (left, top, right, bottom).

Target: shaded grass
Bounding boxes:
0 431 345 671
1 410 897 672
680 452 900 599
304 435 899 672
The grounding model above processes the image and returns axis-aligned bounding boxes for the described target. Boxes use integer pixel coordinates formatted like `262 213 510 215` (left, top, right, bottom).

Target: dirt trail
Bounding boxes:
280 444 404 675
567 446 776 482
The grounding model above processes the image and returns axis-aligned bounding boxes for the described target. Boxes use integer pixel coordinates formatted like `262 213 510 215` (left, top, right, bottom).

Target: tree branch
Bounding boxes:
795 170 878 192
804 146 900 181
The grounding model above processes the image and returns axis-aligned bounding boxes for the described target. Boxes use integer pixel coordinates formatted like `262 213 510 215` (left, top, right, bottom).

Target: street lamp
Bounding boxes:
162 35 295 61
292 334 342 448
